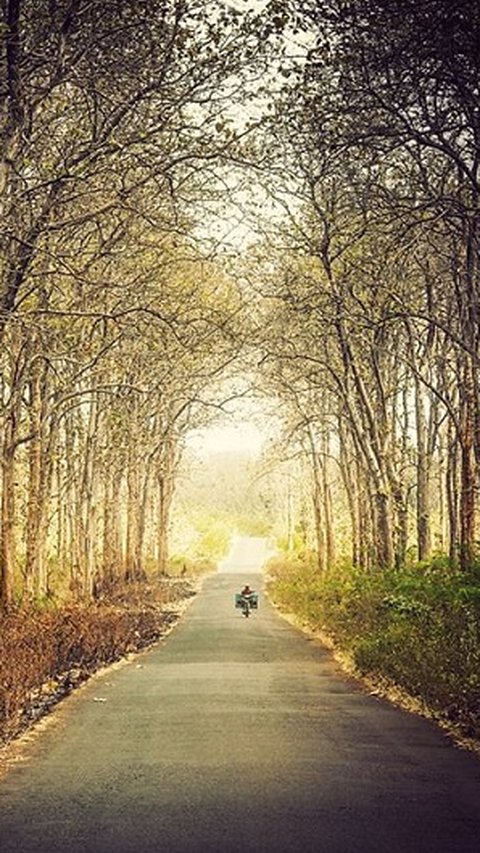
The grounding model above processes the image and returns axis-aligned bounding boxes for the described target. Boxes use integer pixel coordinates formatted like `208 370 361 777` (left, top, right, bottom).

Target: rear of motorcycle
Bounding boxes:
235 593 258 617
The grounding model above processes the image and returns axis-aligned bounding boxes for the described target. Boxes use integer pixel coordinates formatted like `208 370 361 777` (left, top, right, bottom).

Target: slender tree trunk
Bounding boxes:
311 458 326 571
437 425 448 554
322 433 335 567
306 426 326 571
157 479 170 576
80 398 99 598
359 479 373 572
446 418 460 564
156 438 176 575
64 414 82 597
373 490 395 570
459 386 476 571
0 412 17 610
24 357 51 599
24 420 42 598
414 378 431 561
125 442 141 580
338 419 361 566
102 466 123 588
456 214 479 569
137 456 154 576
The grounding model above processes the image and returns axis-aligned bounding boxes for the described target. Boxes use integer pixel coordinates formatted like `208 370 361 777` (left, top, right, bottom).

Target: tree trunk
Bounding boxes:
102 467 122 589
125 443 141 580
414 378 431 561
446 418 460 565
322 433 335 567
459 388 476 571
156 438 177 575
373 490 394 570
311 459 326 572
24 359 51 600
81 400 99 598
305 423 326 571
338 419 361 567
138 457 154 576
0 412 17 610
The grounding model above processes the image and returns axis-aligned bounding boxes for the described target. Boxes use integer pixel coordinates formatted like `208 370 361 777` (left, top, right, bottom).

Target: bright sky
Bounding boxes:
186 420 267 456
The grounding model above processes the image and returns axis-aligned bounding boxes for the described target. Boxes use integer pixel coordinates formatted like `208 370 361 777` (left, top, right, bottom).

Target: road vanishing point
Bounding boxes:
1 571 480 853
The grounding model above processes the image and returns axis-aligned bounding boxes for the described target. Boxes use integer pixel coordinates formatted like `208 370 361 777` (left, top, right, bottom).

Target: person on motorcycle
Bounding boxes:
239 584 256 617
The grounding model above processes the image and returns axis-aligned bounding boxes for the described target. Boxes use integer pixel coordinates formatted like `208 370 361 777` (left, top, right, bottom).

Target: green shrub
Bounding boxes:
267 557 480 737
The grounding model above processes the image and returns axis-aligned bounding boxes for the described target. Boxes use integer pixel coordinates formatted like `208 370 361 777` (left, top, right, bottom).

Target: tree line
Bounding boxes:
0 0 272 608
255 0 480 574
1 0 478 611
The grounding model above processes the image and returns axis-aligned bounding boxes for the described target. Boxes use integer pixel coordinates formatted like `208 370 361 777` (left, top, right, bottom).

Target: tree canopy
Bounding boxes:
1 0 480 609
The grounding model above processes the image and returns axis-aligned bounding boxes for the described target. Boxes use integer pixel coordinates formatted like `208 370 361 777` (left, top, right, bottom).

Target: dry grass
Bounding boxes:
0 576 197 744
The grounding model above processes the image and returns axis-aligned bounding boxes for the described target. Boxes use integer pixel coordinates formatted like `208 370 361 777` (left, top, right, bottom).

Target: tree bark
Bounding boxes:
458 379 476 571
0 412 17 610
156 438 176 575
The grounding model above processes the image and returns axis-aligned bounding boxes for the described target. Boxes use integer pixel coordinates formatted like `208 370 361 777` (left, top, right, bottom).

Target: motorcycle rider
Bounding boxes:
239 583 256 617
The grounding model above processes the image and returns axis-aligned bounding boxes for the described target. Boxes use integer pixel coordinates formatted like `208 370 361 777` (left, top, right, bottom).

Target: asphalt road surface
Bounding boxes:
1 573 480 853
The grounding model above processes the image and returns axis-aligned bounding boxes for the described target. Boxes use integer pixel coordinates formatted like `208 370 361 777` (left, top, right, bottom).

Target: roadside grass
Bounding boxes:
266 555 480 739
0 575 198 744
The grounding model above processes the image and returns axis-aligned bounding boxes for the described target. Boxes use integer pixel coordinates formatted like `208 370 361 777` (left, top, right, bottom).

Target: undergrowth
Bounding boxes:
0 576 196 744
267 555 480 739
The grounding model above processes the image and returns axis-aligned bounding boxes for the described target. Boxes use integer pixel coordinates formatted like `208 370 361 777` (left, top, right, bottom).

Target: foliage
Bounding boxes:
0 0 279 609
252 0 480 576
267 556 480 737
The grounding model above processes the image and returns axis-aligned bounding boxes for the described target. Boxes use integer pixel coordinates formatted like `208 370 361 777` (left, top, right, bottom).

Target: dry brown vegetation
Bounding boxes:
0 576 196 744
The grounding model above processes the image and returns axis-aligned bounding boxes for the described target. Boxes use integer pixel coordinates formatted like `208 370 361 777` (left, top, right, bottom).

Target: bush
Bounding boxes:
267 557 480 738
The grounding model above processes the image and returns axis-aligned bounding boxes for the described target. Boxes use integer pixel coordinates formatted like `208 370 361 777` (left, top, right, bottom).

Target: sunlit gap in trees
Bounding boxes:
171 397 284 569
186 420 266 457
184 387 282 458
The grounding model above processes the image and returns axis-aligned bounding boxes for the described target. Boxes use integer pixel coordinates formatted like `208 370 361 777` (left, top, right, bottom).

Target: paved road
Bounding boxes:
1 573 480 853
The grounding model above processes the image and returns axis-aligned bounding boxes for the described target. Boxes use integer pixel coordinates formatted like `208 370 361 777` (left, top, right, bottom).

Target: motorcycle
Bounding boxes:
235 592 258 618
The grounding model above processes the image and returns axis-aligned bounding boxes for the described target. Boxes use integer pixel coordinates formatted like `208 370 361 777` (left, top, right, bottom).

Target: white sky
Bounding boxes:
186 419 267 456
